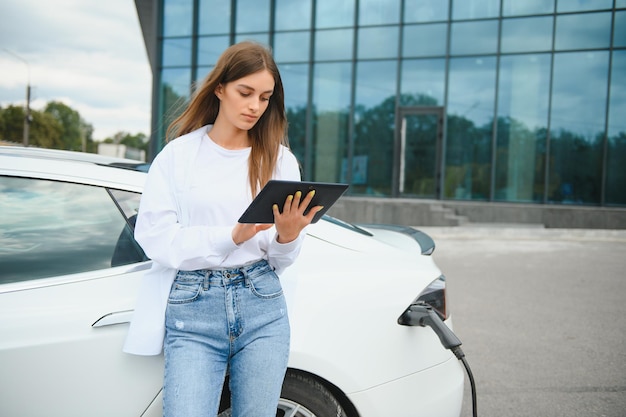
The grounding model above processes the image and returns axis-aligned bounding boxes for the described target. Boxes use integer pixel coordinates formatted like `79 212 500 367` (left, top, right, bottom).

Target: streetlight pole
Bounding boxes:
3 49 31 147
23 84 31 147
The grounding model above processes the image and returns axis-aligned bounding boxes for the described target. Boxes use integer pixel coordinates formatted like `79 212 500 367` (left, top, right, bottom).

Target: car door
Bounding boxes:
0 176 163 417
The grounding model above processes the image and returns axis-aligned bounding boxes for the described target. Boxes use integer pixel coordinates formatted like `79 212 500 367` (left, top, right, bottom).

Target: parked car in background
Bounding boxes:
0 146 464 417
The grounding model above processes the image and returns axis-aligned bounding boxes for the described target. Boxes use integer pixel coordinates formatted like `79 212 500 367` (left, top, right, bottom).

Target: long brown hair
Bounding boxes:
166 41 288 196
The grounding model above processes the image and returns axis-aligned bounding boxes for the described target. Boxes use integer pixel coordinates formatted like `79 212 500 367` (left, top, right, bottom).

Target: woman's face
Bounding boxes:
215 69 275 132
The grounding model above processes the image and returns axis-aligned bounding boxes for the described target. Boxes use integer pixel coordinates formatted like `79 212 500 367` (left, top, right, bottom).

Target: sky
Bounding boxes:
0 0 152 141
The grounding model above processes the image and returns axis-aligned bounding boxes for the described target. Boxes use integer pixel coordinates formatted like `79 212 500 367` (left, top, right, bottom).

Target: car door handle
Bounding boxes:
92 310 134 327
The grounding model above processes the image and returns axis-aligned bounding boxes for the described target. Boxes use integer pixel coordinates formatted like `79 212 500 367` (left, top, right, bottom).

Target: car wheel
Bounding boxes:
217 370 348 417
278 370 348 417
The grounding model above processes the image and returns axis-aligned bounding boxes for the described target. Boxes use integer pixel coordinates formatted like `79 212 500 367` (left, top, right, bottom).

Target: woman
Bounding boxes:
123 41 321 417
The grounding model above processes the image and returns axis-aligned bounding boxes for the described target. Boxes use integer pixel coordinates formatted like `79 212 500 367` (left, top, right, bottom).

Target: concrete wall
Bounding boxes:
326 197 626 230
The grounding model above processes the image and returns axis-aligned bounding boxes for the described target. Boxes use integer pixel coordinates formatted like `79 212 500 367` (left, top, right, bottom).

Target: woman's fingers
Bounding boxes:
281 190 315 214
304 204 324 221
299 190 315 212
282 193 295 215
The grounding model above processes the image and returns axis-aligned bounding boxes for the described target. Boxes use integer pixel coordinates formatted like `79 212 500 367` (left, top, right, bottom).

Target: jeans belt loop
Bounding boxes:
203 270 210 291
240 265 251 288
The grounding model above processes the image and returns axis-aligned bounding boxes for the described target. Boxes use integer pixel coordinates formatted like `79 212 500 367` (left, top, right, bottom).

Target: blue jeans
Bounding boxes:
163 259 290 417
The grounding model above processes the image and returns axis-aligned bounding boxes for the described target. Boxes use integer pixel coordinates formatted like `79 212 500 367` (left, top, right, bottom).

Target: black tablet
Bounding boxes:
238 180 349 224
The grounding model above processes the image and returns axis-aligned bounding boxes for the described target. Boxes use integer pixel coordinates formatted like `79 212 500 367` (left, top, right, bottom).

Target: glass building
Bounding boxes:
136 0 626 208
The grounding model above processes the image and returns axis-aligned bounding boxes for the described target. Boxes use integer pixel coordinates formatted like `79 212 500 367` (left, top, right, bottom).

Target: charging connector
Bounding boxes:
398 303 478 417
398 303 463 353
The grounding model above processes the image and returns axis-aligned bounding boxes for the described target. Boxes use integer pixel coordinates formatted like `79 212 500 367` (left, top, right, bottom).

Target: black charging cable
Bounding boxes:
398 303 478 417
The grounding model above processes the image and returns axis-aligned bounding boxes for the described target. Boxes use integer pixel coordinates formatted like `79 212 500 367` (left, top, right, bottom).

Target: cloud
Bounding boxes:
0 0 151 141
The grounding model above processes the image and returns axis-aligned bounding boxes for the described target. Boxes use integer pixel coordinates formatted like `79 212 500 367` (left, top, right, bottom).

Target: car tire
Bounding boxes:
217 370 348 417
278 370 348 417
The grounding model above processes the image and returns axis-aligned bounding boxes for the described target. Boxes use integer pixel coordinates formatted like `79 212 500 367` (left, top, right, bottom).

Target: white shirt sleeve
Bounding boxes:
134 145 238 270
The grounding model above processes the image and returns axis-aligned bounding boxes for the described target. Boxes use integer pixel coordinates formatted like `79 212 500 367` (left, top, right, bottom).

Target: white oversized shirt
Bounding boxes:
134 127 304 272
124 125 304 355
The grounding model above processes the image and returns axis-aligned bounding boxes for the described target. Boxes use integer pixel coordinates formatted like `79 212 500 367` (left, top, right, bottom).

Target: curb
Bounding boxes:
415 224 626 242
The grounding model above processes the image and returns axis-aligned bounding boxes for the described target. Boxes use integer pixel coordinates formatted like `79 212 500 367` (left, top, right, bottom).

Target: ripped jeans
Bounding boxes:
163 259 290 417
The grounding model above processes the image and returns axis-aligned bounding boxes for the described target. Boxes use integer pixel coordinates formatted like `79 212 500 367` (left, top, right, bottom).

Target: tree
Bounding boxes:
44 101 94 151
0 105 25 143
0 101 98 150
30 111 64 149
102 131 149 155
0 105 63 148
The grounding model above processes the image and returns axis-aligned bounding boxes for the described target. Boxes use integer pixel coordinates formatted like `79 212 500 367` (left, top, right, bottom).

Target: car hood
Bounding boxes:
307 217 435 256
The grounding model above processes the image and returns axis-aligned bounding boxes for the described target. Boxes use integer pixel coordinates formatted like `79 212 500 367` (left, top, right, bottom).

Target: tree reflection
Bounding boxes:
159 79 624 206
288 91 624 205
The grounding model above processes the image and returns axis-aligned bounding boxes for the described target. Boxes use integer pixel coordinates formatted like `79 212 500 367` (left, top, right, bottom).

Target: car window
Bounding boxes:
109 188 141 223
108 188 148 267
0 176 147 285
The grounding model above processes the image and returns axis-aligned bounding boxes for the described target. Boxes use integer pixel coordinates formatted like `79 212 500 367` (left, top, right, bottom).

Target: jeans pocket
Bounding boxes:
248 270 283 299
168 272 203 304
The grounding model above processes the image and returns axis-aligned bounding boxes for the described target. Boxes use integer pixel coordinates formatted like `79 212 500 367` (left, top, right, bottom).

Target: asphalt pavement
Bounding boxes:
418 224 626 417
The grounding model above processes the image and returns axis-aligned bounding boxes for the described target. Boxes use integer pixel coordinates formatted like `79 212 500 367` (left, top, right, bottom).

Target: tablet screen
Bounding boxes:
238 180 349 224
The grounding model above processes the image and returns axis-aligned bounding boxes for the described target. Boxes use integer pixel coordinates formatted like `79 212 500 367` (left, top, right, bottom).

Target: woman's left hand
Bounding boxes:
232 222 273 245
273 190 323 243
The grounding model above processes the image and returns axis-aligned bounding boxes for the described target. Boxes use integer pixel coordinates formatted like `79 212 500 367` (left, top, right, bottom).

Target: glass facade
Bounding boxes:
154 0 626 207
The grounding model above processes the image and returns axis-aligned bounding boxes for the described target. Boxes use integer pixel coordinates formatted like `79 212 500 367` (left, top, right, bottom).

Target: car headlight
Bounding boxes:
398 275 448 323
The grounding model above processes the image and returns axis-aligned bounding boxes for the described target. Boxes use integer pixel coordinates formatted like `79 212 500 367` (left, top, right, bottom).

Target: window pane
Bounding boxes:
501 16 553 53
404 0 448 23
359 0 400 25
312 63 352 182
315 0 354 28
198 0 231 35
315 29 354 61
160 68 191 121
156 67 191 150
401 58 446 106
614 11 626 48
108 189 148 266
195 66 213 84
551 52 609 137
450 20 498 55
502 0 554 16
452 0 499 20
557 0 613 13
197 36 230 66
403 23 447 57
355 60 397 110
353 60 397 195
281 64 309 168
445 56 497 200
0 178 145 284
496 54 551 202
555 12 612 51
606 50 626 205
276 0 311 30
313 63 352 112
549 51 609 204
109 189 142 223
162 38 192 67
498 55 551 140
608 51 626 140
163 0 193 37
235 33 270 46
236 0 270 33
617 0 626 7
274 32 310 63
357 26 399 59
400 112 441 198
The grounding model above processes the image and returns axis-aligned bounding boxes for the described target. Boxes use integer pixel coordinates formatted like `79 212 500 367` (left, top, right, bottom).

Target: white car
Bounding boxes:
0 146 466 417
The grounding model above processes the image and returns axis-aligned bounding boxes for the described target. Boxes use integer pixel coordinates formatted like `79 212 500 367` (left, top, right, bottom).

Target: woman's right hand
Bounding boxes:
273 190 323 243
